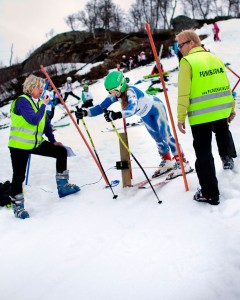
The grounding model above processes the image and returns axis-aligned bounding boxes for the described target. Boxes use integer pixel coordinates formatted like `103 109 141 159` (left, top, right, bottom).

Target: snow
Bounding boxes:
1 19 240 300
44 61 104 77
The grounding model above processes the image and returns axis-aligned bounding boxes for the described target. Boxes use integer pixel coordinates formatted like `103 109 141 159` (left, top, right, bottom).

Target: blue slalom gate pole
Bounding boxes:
25 154 31 185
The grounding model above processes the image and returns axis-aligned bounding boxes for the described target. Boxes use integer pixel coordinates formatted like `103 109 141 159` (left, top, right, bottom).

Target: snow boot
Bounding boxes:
193 189 220 205
56 170 80 198
152 152 175 178
11 194 30 219
221 155 234 170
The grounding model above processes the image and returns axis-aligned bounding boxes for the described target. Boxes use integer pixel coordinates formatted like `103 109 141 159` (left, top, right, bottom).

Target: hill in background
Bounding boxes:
0 15 230 106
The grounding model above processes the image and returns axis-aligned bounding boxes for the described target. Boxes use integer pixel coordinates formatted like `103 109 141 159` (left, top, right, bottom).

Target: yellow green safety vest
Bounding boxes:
184 50 233 125
8 94 46 149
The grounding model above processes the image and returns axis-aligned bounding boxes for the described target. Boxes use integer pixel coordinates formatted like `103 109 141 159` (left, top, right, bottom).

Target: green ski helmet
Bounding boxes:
104 71 127 93
83 84 88 90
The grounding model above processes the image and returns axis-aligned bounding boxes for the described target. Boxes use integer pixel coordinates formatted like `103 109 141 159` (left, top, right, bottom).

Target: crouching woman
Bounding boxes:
8 75 80 219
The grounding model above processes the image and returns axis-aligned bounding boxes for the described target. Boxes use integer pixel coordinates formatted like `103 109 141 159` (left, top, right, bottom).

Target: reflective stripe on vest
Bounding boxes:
10 126 43 136
184 50 233 125
190 90 231 104
188 102 233 117
8 94 46 149
9 136 42 145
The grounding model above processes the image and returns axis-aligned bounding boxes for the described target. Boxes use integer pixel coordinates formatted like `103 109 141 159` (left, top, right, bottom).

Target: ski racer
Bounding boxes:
75 71 192 179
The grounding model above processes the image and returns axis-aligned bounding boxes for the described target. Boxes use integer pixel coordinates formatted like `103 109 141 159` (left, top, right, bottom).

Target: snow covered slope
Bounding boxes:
0 19 240 300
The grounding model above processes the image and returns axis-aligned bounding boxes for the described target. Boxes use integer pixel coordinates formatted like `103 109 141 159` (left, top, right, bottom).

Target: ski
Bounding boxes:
0 123 10 129
134 168 195 189
167 66 179 73
101 120 143 132
135 68 178 86
143 72 170 79
142 66 178 80
138 178 169 189
52 108 75 126
132 170 170 188
70 100 81 107
53 123 70 128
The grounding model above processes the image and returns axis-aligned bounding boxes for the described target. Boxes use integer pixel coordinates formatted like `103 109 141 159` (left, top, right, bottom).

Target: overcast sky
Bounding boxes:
0 0 134 66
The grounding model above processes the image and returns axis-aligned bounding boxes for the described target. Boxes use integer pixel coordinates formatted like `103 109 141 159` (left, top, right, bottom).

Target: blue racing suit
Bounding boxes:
87 85 178 158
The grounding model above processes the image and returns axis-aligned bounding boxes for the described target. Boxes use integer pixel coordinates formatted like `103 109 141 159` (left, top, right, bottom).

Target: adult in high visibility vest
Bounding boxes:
8 75 80 219
176 29 236 205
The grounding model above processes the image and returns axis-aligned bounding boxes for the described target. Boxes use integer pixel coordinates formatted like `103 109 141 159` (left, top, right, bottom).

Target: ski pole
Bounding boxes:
103 109 162 204
145 23 189 192
40 65 110 187
81 117 118 199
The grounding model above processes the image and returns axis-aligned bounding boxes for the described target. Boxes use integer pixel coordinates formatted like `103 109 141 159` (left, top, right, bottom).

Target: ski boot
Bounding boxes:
166 160 193 180
152 152 175 178
11 194 30 219
56 170 80 198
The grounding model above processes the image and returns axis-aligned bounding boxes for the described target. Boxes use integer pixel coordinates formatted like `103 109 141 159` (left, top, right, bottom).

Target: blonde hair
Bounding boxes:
176 30 201 47
23 74 45 94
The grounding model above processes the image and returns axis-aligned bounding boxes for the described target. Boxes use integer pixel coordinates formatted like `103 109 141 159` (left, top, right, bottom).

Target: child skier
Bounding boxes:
63 77 80 102
81 84 94 108
75 71 192 179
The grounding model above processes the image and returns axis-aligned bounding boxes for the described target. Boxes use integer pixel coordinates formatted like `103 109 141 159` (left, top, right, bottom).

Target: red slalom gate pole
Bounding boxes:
145 23 189 192
202 45 240 92
40 65 109 186
226 65 240 92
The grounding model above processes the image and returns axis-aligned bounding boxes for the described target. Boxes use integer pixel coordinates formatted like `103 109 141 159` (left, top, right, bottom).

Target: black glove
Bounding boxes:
75 107 88 120
104 110 122 122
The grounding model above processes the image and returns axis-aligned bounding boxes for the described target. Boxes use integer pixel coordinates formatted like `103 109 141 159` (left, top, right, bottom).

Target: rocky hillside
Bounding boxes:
0 28 178 106
1 14 227 106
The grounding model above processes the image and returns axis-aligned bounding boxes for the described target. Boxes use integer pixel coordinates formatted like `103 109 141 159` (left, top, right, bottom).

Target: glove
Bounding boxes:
75 107 88 120
104 110 122 122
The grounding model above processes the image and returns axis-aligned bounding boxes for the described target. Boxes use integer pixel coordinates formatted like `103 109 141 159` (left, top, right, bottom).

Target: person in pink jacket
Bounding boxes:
213 22 220 41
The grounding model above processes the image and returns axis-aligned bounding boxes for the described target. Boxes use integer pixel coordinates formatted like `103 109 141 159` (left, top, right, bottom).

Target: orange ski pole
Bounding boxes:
40 65 109 186
145 23 189 192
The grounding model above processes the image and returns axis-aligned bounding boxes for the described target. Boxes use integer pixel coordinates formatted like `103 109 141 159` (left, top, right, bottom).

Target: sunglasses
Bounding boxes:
178 40 191 49
108 88 120 95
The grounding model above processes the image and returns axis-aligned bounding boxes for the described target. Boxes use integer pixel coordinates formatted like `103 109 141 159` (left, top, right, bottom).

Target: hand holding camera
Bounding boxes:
43 95 50 105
